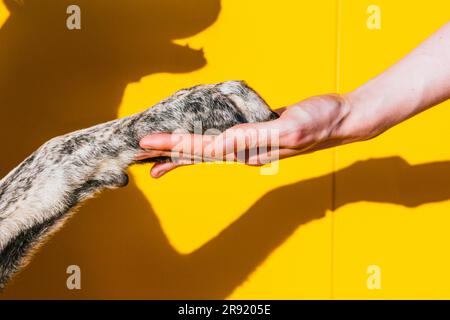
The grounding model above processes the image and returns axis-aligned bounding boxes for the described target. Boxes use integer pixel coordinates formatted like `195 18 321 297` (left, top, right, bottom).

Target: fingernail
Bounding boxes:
152 169 163 178
151 169 159 177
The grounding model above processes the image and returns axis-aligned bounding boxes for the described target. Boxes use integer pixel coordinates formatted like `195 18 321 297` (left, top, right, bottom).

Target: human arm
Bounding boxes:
138 21 450 178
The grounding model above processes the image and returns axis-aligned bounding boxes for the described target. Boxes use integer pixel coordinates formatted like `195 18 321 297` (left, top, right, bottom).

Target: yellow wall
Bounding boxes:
335 0 450 299
0 0 449 299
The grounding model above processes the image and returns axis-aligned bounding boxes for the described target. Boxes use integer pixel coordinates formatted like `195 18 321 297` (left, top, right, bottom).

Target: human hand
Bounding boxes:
137 22 450 178
136 94 354 178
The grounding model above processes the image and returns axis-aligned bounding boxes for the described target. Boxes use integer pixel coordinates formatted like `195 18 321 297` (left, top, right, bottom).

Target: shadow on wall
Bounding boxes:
1 0 450 299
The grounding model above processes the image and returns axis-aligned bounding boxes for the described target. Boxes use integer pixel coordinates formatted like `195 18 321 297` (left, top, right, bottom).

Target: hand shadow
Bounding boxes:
1 1 450 299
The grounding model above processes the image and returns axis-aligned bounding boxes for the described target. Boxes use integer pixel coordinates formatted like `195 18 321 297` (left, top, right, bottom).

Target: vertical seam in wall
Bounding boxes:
331 0 343 300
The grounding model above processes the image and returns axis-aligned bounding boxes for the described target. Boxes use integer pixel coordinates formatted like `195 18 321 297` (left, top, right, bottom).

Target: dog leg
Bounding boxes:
0 80 277 288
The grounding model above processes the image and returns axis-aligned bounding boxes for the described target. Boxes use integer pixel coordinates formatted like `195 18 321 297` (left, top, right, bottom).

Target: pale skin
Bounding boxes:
136 22 450 178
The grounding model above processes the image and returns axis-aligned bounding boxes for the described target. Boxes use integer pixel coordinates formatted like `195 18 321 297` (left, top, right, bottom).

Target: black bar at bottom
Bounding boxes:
0 299 442 318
